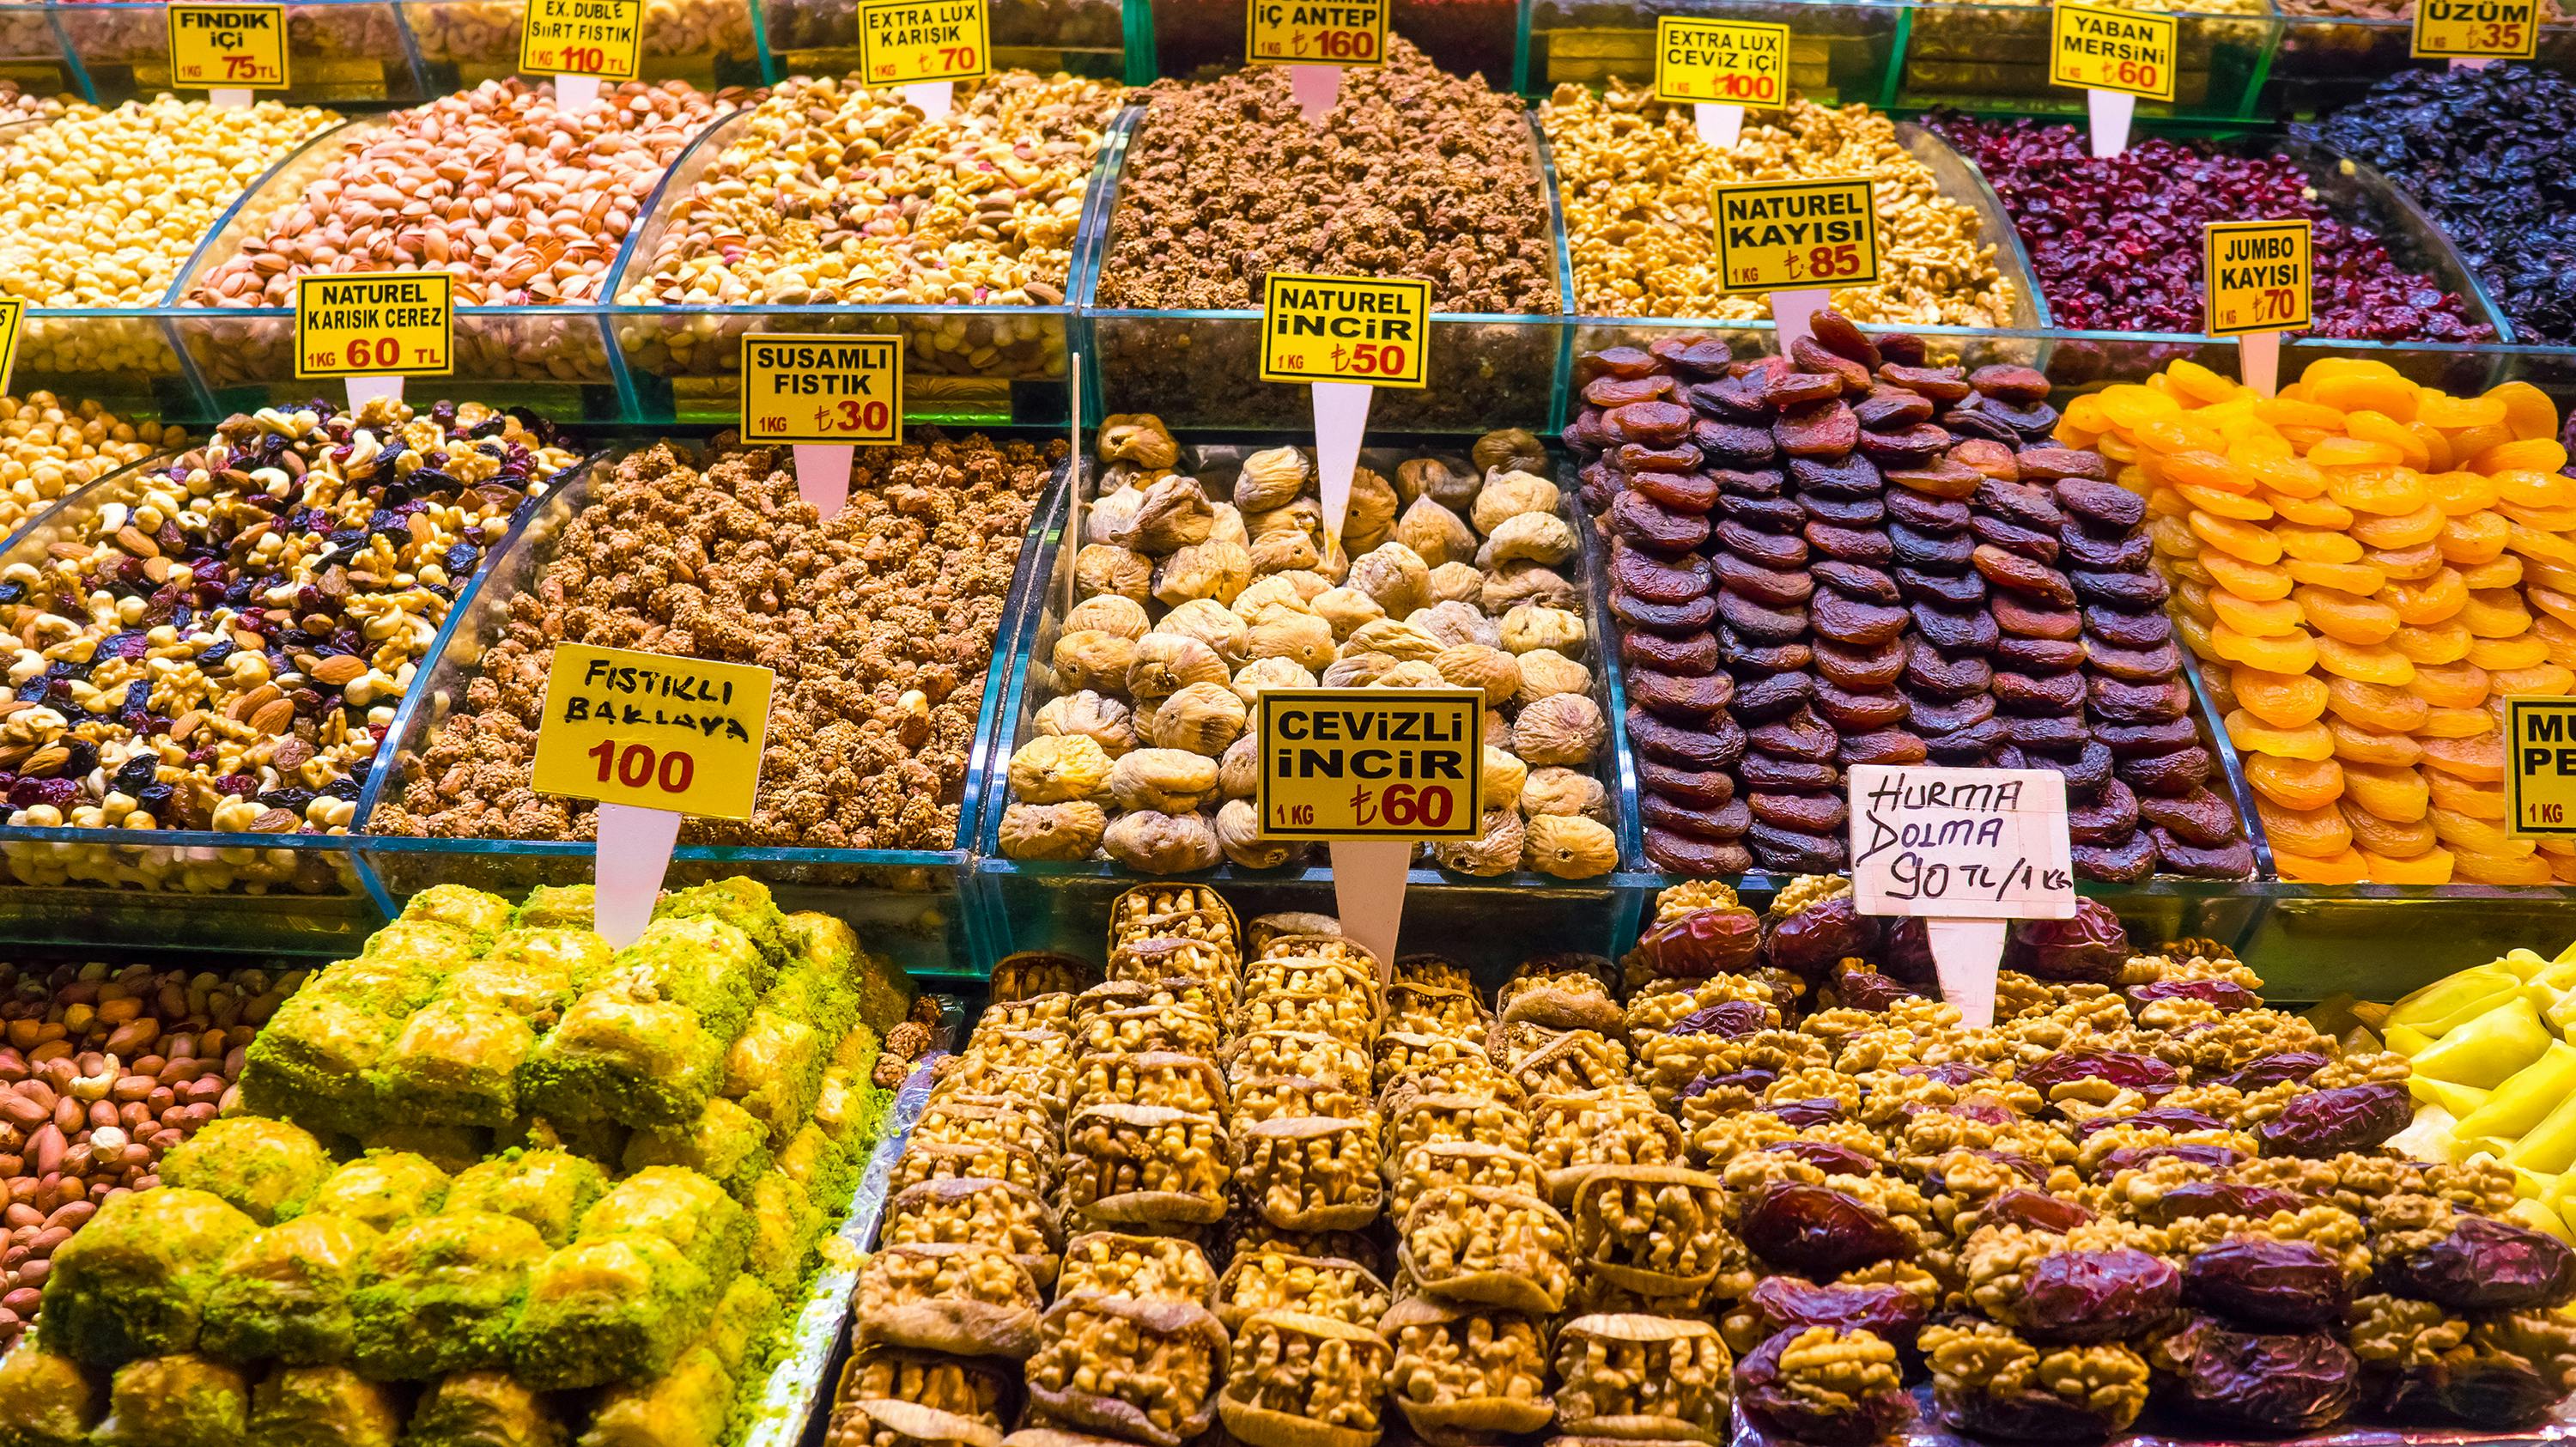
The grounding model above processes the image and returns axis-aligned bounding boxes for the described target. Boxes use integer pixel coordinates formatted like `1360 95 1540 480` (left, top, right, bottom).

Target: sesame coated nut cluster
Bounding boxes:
1540 86 2014 328
1096 38 1559 313
0 394 189 540
619 71 1127 308
374 435 1060 849
191 80 744 307
0 98 339 307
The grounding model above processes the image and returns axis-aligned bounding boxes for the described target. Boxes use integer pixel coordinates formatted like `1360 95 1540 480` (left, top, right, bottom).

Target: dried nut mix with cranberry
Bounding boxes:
1000 416 1617 879
0 399 572 860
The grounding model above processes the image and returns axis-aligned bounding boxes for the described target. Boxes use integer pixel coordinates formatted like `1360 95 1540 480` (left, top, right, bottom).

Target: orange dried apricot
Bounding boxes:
2150 514 2202 559
2148 486 2193 520
2275 526 2363 564
2423 471 2500 516
2360 846 2456 884
2292 586 2401 646
2246 753 2346 811
2462 556 2526 591
2506 524 2576 568
2139 416 2227 454
2202 553 2292 601
2420 706 2498 739
2469 634 2551 671
2258 396 2346 430
2525 587 2576 633
2366 541 2445 581
2348 410 2433 470
2165 360 2240 406
2175 580 2216 624
2493 468 2576 510
2412 424 2456 475
2277 847 2369 884
2257 797 2353 857
2452 848 2552 886
2227 710 2336 761
2285 559 2391 595
2265 492 2355 529
2420 392 2511 431
2190 511 2283 563
2490 663 2576 698
2202 662 2239 714
2427 770 2508 819
2534 616 2576 668
2472 438 2573 475
2324 465 2429 514
2210 592 2303 637
2328 717 2423 768
2325 675 2431 733
2379 569 2469 625
2156 448 2251 493
2210 623 2318 674
2349 502 2446 550
2408 660 2492 708
2246 455 2327 499
2312 371 2419 423
2342 799 2434 854
2483 380 2559 442
2389 618 2473 665
2168 556 2218 588
2341 761 2431 821
2438 510 2512 565
2061 394 2113 436
2463 590 2536 638
2179 484 2275 521
2233 667 2330 727
2315 635 2417 686
2499 502 2576 533
2421 733 2506 781
2430 806 2524 856
2177 610 2221 662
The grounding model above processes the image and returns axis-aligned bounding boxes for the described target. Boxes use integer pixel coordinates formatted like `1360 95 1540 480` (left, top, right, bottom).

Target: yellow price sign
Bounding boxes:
1260 274 1428 387
857 0 990 85
1246 0 1387 65
740 334 902 446
2050 1 2177 100
2203 220 2312 337
295 273 453 379
532 643 775 820
2507 697 2576 836
1256 688 1482 841
167 3 289 90
519 0 642 78
0 300 21 400
2413 0 2539 58
1652 17 1789 107
1711 178 1878 295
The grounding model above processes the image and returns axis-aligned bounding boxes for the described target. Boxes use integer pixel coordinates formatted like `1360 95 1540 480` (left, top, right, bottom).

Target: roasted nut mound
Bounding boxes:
1920 1318 2151 1441
854 1242 1044 1359
1218 1310 1394 1447
1541 87 2011 326
0 398 574 875
1057 1231 1218 1307
1238 1115 1384 1231
1062 1103 1234 1225
0 394 188 541
881 1176 1063 1289
191 80 740 306
1097 39 1556 313
0 98 337 307
1380 1295 1555 1438
375 435 1057 848
1026 1293 1230 1447
1553 1313 1734 1442
1400 1185 1576 1316
1215 1251 1393 1334
621 71 1127 309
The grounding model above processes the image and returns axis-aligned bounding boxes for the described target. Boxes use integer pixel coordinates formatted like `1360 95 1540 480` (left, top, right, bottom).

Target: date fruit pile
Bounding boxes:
2063 359 2576 885
1931 116 2494 341
1568 313 2250 881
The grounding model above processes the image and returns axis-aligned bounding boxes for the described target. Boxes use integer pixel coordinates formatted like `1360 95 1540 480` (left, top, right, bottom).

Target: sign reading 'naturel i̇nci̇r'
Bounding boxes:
532 643 775 819
1260 274 1429 387
2050 0 2177 101
519 0 643 78
1710 179 1880 295
858 0 990 86
2413 0 2539 58
168 3 288 90
1652 16 1789 106
2204 220 2312 337
740 334 902 446
1247 0 1386 64
295 274 453 379
1256 688 1482 841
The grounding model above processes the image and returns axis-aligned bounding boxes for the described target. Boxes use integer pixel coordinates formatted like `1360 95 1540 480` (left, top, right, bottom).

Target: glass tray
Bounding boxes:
44 0 431 103
1896 0 2280 122
1522 0 1910 106
2265 3 2576 119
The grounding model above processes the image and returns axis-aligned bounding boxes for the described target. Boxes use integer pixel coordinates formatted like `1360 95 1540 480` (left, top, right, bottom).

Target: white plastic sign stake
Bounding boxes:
1259 273 1429 534
592 799 683 948
1312 380 1373 537
2452 56 2496 67
211 88 252 107
2204 221 2308 399
2239 330 2281 398
1693 102 1744 150
1329 838 1412 982
2086 87 2135 158
1290 64 1340 123
1847 763 2077 1027
1768 288 1832 357
902 81 954 120
344 375 404 412
792 444 855 518
556 73 600 111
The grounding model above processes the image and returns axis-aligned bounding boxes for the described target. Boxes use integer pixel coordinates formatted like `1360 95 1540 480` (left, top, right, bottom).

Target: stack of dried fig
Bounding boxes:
999 416 1618 879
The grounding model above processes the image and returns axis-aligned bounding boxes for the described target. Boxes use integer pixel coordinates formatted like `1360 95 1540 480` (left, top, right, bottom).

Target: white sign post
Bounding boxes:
1848 763 2078 1026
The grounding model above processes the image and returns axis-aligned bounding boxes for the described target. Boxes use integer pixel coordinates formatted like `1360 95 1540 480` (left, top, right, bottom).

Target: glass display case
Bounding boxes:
2266 9 2576 118
1899 0 2278 123
47 0 431 103
1522 0 1907 106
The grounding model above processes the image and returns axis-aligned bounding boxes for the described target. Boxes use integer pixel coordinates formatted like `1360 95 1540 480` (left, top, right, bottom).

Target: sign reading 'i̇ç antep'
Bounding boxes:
1246 0 1386 65
1260 274 1429 387
167 3 289 90
1710 179 1879 295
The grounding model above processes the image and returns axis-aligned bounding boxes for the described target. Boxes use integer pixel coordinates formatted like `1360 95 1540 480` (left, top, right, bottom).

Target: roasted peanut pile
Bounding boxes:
0 394 189 541
618 71 1126 308
1541 86 2014 327
375 435 1059 849
1096 39 1559 313
0 398 572 871
0 98 337 307
191 79 740 307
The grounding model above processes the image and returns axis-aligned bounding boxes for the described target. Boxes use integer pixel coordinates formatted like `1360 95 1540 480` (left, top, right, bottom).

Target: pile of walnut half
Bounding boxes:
998 416 1619 879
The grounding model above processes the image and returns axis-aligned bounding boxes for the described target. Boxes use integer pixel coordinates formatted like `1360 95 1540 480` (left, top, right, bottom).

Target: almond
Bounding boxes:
232 629 264 653
113 526 159 560
141 556 172 583
248 699 297 736
20 747 69 776
311 655 366 687
169 710 206 744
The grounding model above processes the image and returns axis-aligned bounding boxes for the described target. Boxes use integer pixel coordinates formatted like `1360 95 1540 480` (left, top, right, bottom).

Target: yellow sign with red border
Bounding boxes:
2413 0 2540 58
519 0 643 79
2506 696 2576 836
2050 1 2178 101
1256 688 1482 840
0 300 21 401
1652 17 1789 108
741 334 903 446
167 3 289 90
1260 274 1429 387
1711 179 1879 295
2203 220 2312 337
295 274 453 380
1246 0 1387 65
532 643 775 820
857 0 991 85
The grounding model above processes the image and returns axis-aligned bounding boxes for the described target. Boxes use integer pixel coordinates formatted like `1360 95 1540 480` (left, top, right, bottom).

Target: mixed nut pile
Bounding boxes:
1000 417 1617 878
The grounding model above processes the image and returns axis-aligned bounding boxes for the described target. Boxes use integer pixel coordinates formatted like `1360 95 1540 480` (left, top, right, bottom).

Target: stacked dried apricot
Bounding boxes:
2059 360 2575 886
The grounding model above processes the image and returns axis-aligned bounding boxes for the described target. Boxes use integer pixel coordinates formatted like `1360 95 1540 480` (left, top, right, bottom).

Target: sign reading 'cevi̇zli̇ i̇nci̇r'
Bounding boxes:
1260 274 1429 387
519 0 643 78
2506 696 2576 836
857 0 990 85
1246 0 1386 65
739 334 903 446
2050 0 2178 101
1256 688 1482 841
2413 0 2539 59
2203 220 2312 337
1652 16 1789 106
532 642 776 819
167 3 289 90
294 273 453 379
1710 179 1880 295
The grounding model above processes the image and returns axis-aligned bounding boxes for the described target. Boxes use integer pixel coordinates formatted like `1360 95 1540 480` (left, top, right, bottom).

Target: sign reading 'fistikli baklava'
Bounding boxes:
1246 0 1386 65
519 0 642 79
2203 220 2312 337
532 643 775 820
1256 688 1482 840
2050 0 2177 102
167 3 289 90
1652 16 1789 106
294 273 453 380
2413 0 2538 59
1260 274 1429 387
858 0 991 86
1710 179 1880 295
740 334 902 446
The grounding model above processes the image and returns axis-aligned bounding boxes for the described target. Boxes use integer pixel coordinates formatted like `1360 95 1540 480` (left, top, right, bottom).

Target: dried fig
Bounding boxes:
1436 645 1522 708
1511 695 1607 767
1109 748 1221 814
1036 690 1137 757
1066 594 1150 640
1151 684 1249 757
1525 814 1618 879
1011 735 1114 804
1502 605 1586 657
1101 413 1179 469
1482 747 1528 813
1512 649 1589 705
1217 799 1296 870
1484 562 1577 614
1434 807 1526 876
1154 540 1252 608
1130 635 1232 708
1350 542 1433 616
1076 544 1152 605
1473 471 1562 536
1103 809 1222 874
1230 657 1317 707
1410 600 1500 651
1397 496 1479 568
1425 562 1485 605
1001 800 1108 860
1521 766 1606 819
1235 447 1310 512
1478 513 1577 570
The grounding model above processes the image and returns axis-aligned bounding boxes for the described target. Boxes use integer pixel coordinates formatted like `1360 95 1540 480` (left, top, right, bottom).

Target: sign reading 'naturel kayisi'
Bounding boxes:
1710 179 1880 294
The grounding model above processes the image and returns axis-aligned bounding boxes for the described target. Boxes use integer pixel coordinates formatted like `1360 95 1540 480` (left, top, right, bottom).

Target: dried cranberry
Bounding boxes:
2156 1315 2359 1434
2018 1248 2179 1344
1748 1278 1927 1341
2125 977 2260 1013
1735 1328 1917 1447
2375 1213 2576 1311
213 775 260 798
2001 899 2130 982
2020 1049 2178 1098
1741 1182 1916 1275
2257 1081 2409 1159
2183 1237 2347 1329
1984 1188 2093 1234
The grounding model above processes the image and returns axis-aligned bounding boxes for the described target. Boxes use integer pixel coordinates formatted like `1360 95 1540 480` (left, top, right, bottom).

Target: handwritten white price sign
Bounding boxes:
1848 763 2076 1027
